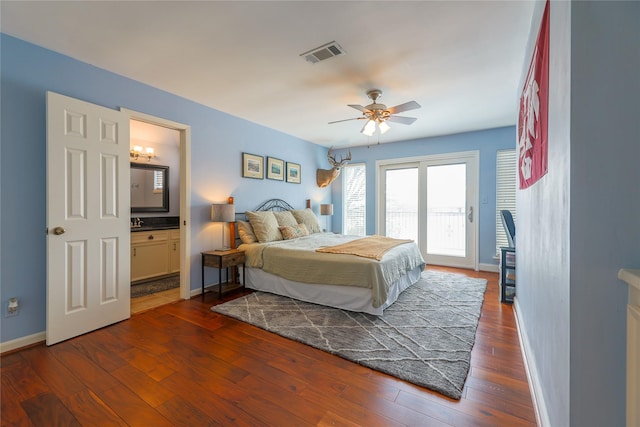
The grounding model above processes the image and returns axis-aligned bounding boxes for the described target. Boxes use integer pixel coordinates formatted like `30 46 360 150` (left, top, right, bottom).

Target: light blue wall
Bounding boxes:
569 2 638 425
330 127 516 267
515 2 571 424
0 34 329 344
516 2 639 426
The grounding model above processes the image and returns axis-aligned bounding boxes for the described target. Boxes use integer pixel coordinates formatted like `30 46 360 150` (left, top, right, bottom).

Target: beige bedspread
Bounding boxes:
315 235 413 261
239 233 425 308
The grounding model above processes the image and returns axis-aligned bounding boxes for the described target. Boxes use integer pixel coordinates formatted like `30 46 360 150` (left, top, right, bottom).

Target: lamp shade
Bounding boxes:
211 204 235 223
320 204 334 216
362 119 376 136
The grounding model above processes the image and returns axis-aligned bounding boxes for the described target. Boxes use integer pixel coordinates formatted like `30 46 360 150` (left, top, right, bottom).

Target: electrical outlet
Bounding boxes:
5 298 19 317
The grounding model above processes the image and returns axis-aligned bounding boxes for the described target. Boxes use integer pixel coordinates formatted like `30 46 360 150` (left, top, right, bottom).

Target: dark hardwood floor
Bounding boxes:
1 266 536 426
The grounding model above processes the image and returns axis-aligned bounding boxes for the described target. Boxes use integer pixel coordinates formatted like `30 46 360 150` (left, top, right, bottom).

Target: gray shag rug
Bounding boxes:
211 270 487 399
131 275 180 298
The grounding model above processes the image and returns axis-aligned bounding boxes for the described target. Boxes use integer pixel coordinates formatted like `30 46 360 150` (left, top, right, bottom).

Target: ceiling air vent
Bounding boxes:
300 41 345 64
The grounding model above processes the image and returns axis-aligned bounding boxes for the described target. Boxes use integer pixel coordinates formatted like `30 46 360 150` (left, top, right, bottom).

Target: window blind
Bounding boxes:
496 150 516 253
342 163 366 236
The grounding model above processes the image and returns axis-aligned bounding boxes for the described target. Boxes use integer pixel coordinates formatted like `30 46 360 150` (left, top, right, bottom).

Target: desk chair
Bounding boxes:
501 210 516 248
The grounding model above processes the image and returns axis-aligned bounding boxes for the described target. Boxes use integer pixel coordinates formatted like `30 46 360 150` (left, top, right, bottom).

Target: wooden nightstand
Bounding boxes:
201 249 246 300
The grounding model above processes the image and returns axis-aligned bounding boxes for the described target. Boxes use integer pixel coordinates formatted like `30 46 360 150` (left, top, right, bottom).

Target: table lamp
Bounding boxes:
320 203 333 232
211 203 235 250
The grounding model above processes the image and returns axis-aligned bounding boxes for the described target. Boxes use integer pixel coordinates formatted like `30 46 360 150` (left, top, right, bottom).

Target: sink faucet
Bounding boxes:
131 218 144 228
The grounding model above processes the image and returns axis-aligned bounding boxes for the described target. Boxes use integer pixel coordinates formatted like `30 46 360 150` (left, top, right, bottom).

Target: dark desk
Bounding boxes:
500 247 516 303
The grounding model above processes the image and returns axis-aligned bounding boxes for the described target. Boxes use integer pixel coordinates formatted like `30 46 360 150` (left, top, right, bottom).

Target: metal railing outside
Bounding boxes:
386 209 466 257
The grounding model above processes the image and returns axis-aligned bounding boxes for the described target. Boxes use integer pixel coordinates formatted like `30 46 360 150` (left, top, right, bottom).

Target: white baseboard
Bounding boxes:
514 298 551 427
190 284 219 298
479 263 499 273
0 331 46 354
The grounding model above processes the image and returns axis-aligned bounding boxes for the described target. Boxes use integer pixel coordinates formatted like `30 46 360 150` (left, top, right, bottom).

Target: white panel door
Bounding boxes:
46 91 130 345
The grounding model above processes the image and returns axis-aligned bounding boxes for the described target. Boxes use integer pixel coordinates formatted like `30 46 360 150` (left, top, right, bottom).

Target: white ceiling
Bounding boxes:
2 1 535 148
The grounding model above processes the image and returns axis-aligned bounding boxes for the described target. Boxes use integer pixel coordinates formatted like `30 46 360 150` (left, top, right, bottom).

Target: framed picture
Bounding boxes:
242 153 264 179
266 157 285 181
286 162 301 184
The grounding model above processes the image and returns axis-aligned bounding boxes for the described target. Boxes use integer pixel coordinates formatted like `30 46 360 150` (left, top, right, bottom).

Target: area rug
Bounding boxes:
131 275 180 298
211 270 487 399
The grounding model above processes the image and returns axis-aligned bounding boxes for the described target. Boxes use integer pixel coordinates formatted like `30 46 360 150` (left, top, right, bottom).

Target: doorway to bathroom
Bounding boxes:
125 110 191 313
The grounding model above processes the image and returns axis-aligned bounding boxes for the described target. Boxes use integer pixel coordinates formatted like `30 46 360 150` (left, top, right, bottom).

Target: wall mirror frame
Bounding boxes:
130 162 169 213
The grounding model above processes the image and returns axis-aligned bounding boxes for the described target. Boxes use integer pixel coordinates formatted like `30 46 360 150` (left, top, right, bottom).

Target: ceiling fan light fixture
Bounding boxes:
330 89 420 138
362 119 376 136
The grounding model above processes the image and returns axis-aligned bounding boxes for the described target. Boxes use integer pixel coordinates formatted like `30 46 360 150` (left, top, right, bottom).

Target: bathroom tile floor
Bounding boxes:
131 287 180 314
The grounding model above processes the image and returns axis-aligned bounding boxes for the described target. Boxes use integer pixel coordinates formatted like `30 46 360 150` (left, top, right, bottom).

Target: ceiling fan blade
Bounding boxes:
388 115 417 125
387 101 421 114
348 104 370 113
328 117 363 124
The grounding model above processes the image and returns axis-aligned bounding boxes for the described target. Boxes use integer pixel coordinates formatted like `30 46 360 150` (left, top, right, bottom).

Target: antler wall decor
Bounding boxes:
316 148 351 188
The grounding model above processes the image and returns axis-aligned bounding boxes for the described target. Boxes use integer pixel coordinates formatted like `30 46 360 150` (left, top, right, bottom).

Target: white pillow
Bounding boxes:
273 210 298 227
246 211 282 242
237 220 257 244
291 208 321 234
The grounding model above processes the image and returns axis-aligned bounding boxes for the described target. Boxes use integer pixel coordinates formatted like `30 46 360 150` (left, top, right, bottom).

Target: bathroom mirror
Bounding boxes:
130 163 169 213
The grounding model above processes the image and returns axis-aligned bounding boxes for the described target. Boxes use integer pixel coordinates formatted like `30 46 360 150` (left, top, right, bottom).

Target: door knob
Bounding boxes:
53 226 65 235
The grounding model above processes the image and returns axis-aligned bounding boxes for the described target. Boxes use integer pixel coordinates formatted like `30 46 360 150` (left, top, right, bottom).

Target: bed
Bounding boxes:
236 199 426 315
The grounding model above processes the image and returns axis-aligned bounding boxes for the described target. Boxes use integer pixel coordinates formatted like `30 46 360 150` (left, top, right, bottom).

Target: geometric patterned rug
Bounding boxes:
211 270 487 399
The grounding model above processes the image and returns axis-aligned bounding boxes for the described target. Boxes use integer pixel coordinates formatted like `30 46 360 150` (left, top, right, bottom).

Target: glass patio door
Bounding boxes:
379 152 478 269
425 162 471 267
384 166 419 241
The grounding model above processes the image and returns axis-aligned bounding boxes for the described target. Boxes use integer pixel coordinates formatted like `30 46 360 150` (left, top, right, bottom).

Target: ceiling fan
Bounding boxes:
329 89 421 136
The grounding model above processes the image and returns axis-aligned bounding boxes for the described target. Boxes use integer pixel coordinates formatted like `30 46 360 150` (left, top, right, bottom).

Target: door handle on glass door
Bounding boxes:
468 206 473 223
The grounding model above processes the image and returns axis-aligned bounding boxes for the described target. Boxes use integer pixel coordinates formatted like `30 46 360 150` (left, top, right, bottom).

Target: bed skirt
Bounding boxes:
243 265 423 316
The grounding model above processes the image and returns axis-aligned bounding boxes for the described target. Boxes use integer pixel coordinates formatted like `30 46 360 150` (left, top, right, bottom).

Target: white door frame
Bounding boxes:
376 150 480 270
121 109 191 300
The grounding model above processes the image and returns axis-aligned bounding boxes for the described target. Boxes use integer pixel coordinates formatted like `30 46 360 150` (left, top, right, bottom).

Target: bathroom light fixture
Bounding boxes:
130 145 155 162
